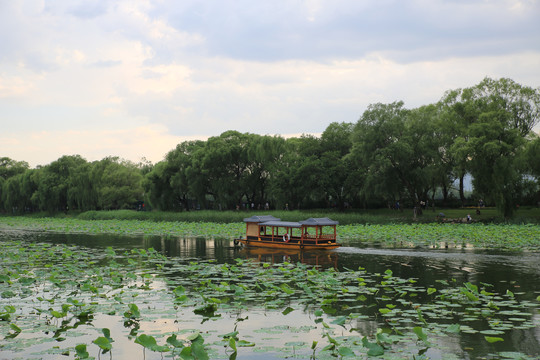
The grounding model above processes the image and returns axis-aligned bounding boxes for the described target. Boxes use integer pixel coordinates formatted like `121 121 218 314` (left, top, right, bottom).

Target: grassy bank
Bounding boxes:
74 207 540 225
3 207 540 225
1 216 540 250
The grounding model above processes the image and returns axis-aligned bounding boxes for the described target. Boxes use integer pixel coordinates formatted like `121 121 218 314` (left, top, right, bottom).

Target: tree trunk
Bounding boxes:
459 174 465 207
441 182 448 206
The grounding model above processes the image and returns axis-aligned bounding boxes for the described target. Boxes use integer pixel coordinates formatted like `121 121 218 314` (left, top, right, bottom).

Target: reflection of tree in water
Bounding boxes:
351 319 379 338
142 236 235 262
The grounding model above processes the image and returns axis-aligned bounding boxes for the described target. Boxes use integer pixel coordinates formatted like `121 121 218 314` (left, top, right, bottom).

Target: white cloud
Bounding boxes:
0 71 37 98
0 0 539 167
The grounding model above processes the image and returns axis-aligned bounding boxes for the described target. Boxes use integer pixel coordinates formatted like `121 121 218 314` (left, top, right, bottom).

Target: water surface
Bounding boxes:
1 230 539 359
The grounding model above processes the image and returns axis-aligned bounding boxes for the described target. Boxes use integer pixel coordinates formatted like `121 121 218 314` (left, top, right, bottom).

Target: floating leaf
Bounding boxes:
282 307 294 315
173 285 185 297
101 328 113 342
1 290 16 299
194 303 218 317
338 346 355 356
413 327 430 346
190 334 209 360
484 336 504 343
50 310 64 318
331 316 347 326
228 337 237 352
75 344 89 359
446 324 460 334
9 323 21 333
362 337 384 356
135 334 169 352
462 290 479 302
237 340 255 347
124 303 140 319
280 283 294 295
93 337 112 352
166 334 184 348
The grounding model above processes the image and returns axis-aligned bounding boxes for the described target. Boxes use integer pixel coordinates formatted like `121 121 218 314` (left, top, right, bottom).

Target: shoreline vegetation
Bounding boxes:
1 209 540 251
2 207 540 225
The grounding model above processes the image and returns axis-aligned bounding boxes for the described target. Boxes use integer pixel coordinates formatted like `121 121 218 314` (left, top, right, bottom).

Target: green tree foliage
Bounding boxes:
350 102 439 207
320 122 356 209
439 88 476 205
144 141 205 211
525 136 540 205
0 158 30 212
441 78 540 217
68 162 97 211
421 103 457 205
92 157 144 210
1 77 538 217
0 155 146 213
34 155 87 213
467 110 525 217
271 135 325 210
198 131 250 209
245 134 286 208
3 174 25 214
526 136 540 177
0 157 29 180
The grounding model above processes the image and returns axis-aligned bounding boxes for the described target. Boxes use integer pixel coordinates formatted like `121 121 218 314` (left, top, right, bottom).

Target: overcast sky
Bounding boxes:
1 0 539 167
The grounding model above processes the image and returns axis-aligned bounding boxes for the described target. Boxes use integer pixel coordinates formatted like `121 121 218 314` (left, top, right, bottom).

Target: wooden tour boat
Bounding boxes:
234 215 341 250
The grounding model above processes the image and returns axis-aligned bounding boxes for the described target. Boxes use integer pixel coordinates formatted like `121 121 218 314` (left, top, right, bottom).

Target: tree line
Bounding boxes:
1 77 539 218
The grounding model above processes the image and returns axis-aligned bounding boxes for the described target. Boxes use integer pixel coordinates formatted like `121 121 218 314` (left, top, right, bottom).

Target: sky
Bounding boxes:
1 0 540 168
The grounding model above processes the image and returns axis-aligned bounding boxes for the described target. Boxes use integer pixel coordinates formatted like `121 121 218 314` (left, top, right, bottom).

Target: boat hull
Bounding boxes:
235 238 341 250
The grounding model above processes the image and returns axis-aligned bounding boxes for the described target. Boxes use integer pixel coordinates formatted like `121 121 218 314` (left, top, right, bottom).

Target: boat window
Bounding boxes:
246 223 260 237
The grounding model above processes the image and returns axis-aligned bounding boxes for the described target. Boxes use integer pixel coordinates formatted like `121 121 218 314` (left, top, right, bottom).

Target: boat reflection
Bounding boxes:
237 247 338 269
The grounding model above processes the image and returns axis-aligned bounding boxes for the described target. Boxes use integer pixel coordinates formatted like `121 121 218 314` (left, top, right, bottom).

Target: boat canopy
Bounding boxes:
243 215 281 223
243 215 338 227
299 217 339 226
258 221 302 228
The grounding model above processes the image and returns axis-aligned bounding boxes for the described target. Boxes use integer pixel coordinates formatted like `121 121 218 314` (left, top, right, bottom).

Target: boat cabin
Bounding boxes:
239 215 340 250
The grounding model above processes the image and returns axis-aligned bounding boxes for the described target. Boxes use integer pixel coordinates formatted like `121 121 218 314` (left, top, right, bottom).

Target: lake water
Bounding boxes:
1 230 539 359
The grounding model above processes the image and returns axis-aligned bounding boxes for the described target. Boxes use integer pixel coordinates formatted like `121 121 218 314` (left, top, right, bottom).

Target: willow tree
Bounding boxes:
245 134 286 207
0 157 29 180
143 140 206 211
92 157 144 210
450 78 540 218
270 135 324 210
350 101 439 207
34 155 87 213
319 122 356 209
187 131 262 209
68 161 98 211
525 136 540 206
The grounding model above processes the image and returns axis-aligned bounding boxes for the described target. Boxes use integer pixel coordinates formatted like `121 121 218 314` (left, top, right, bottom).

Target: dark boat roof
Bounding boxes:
244 215 338 227
243 215 281 223
259 221 302 228
299 217 339 226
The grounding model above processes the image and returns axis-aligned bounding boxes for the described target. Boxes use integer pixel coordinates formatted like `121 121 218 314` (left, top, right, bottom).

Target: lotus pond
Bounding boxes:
0 219 540 359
